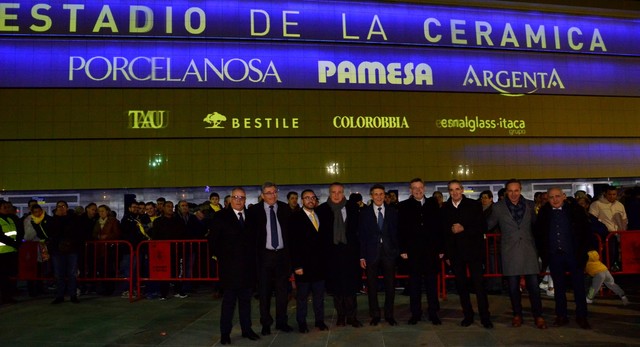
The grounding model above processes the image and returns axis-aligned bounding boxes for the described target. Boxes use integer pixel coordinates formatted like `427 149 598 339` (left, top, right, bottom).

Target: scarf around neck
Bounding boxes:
31 213 45 224
507 197 526 225
327 197 347 245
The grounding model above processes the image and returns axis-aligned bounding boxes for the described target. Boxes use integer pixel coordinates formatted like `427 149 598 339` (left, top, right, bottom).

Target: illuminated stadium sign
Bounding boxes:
1 1 637 55
1 39 639 96
1 1 638 96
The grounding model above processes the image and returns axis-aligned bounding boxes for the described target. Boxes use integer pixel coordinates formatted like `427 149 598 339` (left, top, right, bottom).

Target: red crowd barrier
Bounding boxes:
135 240 219 300
16 232 637 303
82 240 134 301
438 231 639 300
17 240 135 301
605 230 640 274
439 233 501 300
17 241 44 280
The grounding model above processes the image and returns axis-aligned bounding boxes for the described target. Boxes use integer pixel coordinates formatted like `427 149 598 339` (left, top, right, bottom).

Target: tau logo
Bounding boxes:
128 110 168 129
203 112 227 128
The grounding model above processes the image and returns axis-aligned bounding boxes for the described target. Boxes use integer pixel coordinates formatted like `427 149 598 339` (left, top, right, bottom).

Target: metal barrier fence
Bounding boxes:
135 240 218 301
439 230 640 300
439 233 502 300
17 240 135 301
16 231 639 302
604 230 640 274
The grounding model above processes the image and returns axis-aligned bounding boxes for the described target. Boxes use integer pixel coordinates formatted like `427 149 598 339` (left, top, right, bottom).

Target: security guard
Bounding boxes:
0 200 24 304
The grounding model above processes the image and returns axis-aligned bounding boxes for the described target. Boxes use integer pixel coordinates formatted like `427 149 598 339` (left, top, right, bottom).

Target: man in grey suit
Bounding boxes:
486 179 546 329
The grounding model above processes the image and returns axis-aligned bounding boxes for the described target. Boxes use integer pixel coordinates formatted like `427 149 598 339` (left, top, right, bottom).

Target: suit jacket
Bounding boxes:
210 208 257 289
247 201 292 263
534 201 591 270
149 215 187 240
441 196 487 262
289 208 326 282
486 198 539 276
315 200 361 294
177 212 208 239
398 196 443 273
359 203 399 263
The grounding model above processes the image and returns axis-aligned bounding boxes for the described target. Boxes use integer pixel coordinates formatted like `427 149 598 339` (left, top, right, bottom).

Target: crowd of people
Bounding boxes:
0 179 635 345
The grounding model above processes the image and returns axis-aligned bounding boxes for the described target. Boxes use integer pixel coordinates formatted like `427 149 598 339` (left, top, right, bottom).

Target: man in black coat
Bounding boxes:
398 178 444 325
441 180 493 329
316 182 363 328
48 200 82 304
535 187 592 330
290 189 328 333
210 187 260 345
148 201 188 299
359 184 400 326
246 182 293 335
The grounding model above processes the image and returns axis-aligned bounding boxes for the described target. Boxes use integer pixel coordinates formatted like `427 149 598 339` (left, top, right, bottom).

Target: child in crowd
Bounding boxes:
585 250 629 305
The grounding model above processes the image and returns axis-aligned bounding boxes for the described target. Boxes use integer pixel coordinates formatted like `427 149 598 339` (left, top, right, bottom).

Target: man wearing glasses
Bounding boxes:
247 182 293 335
289 189 328 333
210 187 260 345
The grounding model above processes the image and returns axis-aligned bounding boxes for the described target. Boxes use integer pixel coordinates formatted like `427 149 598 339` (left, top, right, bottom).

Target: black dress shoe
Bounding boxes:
576 317 592 330
407 316 420 325
336 316 346 327
51 297 64 305
386 317 398 326
241 330 260 340
261 326 271 336
370 317 381 326
347 319 363 328
482 320 494 329
220 335 231 345
315 322 329 331
460 318 474 327
276 324 293 333
552 316 569 327
429 316 442 325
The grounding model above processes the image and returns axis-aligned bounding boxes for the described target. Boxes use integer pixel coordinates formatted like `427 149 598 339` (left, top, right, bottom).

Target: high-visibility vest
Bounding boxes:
0 217 18 253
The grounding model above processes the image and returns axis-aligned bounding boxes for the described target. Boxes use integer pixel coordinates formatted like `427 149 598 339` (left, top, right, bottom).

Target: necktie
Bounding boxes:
238 212 244 227
310 212 319 231
377 207 384 231
270 205 279 249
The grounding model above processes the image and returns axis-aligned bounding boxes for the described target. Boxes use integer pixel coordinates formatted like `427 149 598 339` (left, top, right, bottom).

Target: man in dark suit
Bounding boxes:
359 184 399 326
535 187 592 330
441 180 493 329
316 182 363 328
398 178 444 325
247 181 293 335
290 189 328 333
210 187 260 345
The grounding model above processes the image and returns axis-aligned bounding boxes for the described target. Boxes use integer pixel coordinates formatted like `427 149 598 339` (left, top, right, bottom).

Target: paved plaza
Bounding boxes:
1 277 638 347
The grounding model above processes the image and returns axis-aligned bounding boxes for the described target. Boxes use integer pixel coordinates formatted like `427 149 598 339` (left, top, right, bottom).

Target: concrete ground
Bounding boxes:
1 276 639 347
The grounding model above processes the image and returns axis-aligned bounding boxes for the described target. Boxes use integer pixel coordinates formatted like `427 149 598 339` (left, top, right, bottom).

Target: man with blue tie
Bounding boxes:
209 187 259 345
247 182 293 336
359 184 399 326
